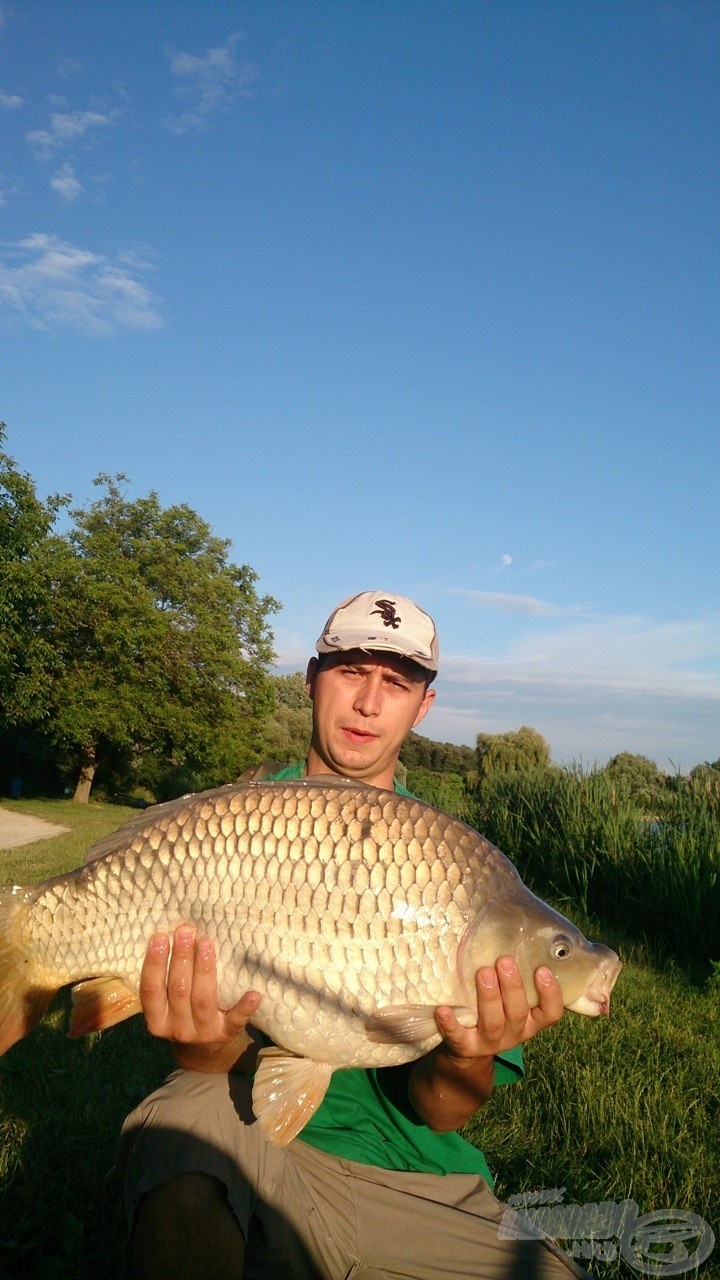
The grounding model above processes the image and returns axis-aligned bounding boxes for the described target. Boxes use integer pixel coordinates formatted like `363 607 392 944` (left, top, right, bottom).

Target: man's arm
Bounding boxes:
408 958 564 1132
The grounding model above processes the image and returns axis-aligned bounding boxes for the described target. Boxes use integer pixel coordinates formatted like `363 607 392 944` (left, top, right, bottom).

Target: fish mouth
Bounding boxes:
567 956 623 1017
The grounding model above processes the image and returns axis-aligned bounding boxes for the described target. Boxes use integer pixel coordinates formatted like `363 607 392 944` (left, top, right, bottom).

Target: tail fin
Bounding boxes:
0 886 57 1055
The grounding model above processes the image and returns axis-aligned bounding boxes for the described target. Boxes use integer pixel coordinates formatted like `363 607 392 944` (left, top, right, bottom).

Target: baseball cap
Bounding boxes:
316 591 439 675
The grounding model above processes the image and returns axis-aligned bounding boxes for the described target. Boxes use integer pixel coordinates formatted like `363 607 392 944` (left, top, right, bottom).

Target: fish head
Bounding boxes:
458 888 622 1017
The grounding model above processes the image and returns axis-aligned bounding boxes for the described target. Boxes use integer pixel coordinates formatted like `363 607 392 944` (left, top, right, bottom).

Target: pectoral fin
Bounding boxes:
364 1004 476 1044
68 976 142 1038
252 1047 333 1146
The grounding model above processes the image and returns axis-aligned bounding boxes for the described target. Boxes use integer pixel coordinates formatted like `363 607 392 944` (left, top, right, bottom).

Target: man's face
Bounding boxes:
305 649 435 788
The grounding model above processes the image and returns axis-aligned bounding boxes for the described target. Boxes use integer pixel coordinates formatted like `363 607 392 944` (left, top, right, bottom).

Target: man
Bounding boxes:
118 592 587 1280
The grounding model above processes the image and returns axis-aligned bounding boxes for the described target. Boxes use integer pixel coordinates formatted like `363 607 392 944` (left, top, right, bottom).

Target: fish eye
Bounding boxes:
552 935 573 959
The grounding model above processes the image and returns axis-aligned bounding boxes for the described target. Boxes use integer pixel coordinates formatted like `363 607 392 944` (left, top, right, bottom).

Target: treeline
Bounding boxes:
1 430 278 802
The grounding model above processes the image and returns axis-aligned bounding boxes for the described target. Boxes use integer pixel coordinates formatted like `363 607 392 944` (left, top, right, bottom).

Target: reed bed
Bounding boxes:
465 766 720 971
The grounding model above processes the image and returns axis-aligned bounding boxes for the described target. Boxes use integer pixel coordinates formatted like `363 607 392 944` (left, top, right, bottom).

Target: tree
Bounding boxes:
474 726 551 784
0 426 68 731
690 758 720 780
40 476 278 801
400 732 475 777
602 752 666 808
260 672 314 763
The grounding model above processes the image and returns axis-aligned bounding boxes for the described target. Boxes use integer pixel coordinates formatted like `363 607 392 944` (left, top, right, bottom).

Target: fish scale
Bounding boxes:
0 776 621 1145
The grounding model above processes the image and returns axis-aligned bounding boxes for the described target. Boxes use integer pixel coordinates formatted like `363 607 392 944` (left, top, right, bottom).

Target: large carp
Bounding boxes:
0 778 621 1144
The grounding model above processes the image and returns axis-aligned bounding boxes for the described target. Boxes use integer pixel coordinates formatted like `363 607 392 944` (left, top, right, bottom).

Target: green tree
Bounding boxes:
400 732 475 778
260 672 314 764
690 757 720 780
474 725 551 784
0 426 67 730
602 752 666 808
41 476 278 801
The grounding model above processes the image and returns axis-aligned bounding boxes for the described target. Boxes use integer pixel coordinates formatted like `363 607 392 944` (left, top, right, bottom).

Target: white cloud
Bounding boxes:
164 32 258 134
50 162 83 202
0 233 164 335
0 91 22 110
449 588 587 618
56 57 83 80
430 613 720 769
26 110 114 160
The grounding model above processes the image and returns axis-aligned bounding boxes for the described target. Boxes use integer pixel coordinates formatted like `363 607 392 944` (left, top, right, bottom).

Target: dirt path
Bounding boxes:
0 809 71 850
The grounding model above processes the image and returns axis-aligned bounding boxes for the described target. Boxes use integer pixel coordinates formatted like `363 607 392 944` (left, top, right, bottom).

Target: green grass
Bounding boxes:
0 797 138 886
468 956 719 1278
0 798 718 1278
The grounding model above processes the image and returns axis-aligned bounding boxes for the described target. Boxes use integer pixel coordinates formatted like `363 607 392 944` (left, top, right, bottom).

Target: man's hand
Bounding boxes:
434 956 564 1058
408 956 564 1132
139 925 263 1073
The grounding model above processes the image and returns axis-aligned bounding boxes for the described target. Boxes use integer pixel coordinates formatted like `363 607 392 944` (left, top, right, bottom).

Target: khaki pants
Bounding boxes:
117 1069 590 1280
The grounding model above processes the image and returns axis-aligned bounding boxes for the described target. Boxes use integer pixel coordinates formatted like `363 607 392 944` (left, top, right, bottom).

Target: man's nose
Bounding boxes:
353 675 382 715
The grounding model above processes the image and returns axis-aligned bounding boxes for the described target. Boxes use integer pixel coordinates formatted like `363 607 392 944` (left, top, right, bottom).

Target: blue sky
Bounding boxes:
1 1 718 770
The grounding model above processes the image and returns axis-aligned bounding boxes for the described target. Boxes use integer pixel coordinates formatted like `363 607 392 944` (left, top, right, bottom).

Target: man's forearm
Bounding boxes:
408 1045 495 1132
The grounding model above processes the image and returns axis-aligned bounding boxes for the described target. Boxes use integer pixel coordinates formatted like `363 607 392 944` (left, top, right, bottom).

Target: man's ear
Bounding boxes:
305 657 318 701
412 685 435 730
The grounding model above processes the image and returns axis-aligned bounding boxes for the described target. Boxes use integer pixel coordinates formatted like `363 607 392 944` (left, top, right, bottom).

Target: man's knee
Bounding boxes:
130 1172 245 1280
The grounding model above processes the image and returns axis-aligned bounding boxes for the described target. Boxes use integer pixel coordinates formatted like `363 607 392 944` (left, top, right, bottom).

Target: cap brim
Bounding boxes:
317 630 437 671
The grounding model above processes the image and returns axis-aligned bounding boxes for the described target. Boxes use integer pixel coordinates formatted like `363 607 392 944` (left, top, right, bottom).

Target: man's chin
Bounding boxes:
328 742 386 780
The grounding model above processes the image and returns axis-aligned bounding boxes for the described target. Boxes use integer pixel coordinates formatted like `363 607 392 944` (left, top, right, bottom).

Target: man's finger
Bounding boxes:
188 936 220 1029
491 956 532 1033
139 932 171 1032
223 990 263 1037
530 965 564 1025
166 925 197 1006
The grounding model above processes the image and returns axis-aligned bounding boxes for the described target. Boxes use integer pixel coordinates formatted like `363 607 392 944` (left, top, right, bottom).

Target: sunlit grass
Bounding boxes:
0 798 137 885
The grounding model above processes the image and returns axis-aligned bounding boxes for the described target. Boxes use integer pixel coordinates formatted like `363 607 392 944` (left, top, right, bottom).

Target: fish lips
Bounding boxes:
566 951 623 1017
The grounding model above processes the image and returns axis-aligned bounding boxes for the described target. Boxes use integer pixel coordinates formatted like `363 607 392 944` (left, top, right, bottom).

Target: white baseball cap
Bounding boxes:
316 591 439 675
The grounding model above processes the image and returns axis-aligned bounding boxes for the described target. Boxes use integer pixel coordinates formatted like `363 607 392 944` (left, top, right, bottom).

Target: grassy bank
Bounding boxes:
0 797 717 1278
0 797 138 885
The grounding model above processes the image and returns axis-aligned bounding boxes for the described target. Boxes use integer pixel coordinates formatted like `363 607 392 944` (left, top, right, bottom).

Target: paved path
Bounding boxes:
0 808 71 850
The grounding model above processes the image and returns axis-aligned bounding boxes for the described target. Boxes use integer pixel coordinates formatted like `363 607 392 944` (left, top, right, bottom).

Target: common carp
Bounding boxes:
0 778 621 1144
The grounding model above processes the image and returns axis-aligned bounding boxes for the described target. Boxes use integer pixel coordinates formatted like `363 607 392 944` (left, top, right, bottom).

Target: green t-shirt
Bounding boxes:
266 763 523 1185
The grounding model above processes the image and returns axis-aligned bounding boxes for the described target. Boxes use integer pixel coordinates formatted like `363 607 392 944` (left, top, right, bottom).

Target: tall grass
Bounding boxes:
467 766 720 971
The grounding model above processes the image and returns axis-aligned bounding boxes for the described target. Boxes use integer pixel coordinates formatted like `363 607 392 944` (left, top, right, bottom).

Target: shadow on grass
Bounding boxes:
0 995 172 1280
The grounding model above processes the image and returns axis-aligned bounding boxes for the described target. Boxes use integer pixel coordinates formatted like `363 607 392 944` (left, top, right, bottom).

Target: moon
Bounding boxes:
501 554 512 565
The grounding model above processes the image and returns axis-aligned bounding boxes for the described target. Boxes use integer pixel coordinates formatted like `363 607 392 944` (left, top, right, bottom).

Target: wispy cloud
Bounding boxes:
25 109 115 160
0 90 22 110
50 162 83 202
164 32 258 134
449 588 588 618
429 612 720 769
0 233 164 335
56 57 83 80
